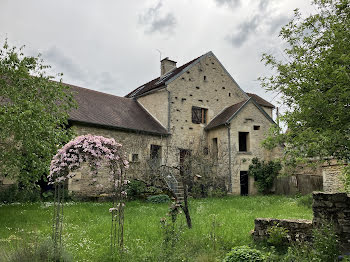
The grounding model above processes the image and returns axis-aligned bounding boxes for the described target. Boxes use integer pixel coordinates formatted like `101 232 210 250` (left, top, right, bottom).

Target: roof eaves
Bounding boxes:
69 119 170 136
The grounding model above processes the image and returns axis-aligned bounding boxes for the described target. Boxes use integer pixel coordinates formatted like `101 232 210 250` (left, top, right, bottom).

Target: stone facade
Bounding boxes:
66 52 280 197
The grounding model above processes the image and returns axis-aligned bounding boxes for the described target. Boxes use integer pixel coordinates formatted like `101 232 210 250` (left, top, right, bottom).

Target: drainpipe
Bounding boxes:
226 123 232 193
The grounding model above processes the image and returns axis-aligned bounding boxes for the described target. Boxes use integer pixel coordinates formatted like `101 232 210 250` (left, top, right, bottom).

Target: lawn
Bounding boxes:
0 195 312 262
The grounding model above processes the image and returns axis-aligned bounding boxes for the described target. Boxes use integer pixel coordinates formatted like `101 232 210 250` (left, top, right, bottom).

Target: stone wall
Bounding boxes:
252 192 350 252
322 160 345 192
252 218 313 242
313 192 350 251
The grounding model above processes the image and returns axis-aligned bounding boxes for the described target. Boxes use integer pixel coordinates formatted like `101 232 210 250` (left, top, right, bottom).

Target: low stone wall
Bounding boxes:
252 218 313 242
252 192 350 252
313 192 350 251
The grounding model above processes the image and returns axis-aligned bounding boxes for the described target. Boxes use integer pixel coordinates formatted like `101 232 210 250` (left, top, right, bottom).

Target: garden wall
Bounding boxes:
253 192 350 251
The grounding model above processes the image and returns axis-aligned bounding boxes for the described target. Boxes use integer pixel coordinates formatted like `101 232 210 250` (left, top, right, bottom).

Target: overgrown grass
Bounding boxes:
0 195 312 261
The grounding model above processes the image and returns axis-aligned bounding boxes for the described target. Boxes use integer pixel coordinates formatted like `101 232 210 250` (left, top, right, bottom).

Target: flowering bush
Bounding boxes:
48 134 129 187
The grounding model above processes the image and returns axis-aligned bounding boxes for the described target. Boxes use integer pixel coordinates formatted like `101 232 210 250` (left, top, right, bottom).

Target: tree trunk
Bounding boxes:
182 184 192 229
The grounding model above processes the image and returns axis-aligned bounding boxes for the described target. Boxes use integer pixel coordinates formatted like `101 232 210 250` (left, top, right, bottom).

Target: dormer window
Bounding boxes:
192 106 207 124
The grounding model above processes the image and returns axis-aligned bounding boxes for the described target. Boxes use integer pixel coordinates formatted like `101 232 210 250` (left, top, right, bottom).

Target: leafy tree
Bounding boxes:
248 157 282 194
260 0 350 165
0 40 76 189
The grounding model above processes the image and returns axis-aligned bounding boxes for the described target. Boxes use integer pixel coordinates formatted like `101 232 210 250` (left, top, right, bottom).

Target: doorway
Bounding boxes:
240 171 249 196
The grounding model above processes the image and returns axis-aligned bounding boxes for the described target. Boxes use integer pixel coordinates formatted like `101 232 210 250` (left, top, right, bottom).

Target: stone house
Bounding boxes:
66 51 280 197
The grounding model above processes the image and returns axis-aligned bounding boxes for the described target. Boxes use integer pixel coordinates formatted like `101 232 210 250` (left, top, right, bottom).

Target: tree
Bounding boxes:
260 0 350 165
0 40 76 188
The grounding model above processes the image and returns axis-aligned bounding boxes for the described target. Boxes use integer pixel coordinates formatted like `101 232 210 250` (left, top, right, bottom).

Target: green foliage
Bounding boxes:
0 184 41 203
267 225 289 250
0 196 312 261
126 179 146 199
312 223 339 262
282 222 339 262
147 194 171 203
296 194 313 209
340 166 350 193
260 0 350 164
0 39 76 188
249 158 282 194
222 246 265 262
3 239 72 262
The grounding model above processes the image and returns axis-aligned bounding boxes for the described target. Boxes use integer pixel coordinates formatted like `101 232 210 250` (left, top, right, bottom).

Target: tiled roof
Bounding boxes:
67 84 168 135
247 93 275 108
125 55 204 98
205 100 248 130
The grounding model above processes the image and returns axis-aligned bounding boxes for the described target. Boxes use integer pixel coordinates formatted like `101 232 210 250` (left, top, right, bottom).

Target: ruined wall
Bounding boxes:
253 192 350 252
252 218 313 242
313 192 350 251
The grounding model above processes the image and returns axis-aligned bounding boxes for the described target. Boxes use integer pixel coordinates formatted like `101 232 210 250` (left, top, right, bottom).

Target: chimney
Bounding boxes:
161 57 177 76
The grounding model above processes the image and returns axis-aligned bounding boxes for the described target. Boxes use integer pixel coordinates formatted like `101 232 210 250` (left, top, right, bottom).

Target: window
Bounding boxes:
150 144 161 166
132 154 139 162
192 106 207 124
212 138 218 159
254 125 260 130
239 132 249 152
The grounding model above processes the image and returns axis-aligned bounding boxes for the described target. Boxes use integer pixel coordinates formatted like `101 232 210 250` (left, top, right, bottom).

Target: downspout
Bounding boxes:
166 88 171 166
226 123 232 193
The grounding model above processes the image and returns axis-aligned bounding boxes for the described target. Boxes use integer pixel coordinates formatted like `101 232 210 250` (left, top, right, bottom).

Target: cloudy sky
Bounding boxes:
0 0 314 110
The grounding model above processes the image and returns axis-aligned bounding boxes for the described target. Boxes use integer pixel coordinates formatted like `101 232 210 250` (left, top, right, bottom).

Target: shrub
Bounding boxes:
223 246 265 262
0 184 41 203
282 222 339 262
249 158 282 194
147 194 170 203
267 225 289 251
126 179 146 200
296 194 313 209
3 239 72 262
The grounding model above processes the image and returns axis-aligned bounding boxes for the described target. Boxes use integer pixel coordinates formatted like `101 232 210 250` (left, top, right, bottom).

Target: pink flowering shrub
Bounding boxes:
48 135 129 188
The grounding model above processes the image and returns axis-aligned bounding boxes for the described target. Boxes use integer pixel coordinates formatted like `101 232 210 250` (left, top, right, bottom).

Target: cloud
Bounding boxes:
214 0 241 9
42 46 85 79
42 46 121 94
138 1 177 35
225 0 291 48
225 15 260 47
268 15 290 34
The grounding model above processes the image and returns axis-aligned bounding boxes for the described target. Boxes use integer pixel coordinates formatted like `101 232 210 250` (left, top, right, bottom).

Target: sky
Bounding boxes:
0 0 315 111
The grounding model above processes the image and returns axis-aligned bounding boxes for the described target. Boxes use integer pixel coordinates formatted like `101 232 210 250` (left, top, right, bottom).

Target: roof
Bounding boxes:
205 100 248 130
247 93 275 108
67 84 168 135
125 54 205 98
205 98 275 130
